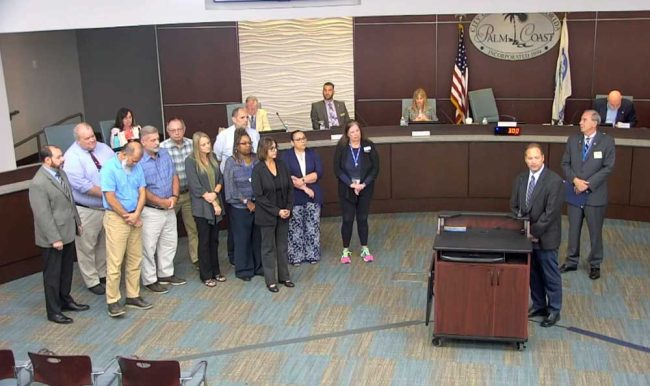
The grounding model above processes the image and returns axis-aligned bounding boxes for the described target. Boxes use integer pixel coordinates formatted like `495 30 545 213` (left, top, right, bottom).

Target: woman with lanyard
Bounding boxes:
333 120 380 264
224 130 263 281
109 107 141 150
281 130 324 266
185 132 225 287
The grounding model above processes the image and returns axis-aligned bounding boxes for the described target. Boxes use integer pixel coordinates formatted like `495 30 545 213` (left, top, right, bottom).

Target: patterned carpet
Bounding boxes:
1 213 649 385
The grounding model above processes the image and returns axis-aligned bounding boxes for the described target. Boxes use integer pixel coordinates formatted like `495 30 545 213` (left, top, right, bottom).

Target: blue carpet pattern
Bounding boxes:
1 213 650 385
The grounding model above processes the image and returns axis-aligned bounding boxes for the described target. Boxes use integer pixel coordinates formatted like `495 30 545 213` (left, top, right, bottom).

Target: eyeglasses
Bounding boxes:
270 146 277 150
238 141 252 145
293 137 307 142
168 128 183 133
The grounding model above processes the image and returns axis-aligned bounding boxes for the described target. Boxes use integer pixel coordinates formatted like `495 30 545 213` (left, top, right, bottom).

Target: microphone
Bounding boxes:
438 109 455 124
275 112 290 131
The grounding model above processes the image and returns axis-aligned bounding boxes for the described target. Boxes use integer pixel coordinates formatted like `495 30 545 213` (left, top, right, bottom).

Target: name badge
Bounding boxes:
594 151 603 159
363 146 371 153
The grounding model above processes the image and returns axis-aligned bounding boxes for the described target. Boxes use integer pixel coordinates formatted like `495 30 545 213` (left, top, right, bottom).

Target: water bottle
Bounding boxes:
112 133 120 149
400 116 407 127
481 117 488 125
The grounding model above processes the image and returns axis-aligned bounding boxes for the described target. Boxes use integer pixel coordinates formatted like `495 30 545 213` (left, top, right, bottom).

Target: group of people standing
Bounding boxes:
28 103 381 323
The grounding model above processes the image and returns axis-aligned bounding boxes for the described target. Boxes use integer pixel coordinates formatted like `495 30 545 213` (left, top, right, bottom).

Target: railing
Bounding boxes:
13 112 84 150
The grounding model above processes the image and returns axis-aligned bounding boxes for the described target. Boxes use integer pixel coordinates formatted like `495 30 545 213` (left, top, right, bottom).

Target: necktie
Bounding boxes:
89 150 102 170
526 175 536 208
582 137 591 161
250 115 256 130
327 102 339 127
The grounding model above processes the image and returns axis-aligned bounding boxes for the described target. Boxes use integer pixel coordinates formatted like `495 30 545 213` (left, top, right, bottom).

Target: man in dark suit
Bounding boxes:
511 143 564 327
29 145 89 324
310 82 350 130
593 90 637 127
560 110 616 280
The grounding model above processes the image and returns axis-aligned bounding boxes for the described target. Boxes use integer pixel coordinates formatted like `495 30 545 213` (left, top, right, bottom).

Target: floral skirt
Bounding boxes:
287 202 321 264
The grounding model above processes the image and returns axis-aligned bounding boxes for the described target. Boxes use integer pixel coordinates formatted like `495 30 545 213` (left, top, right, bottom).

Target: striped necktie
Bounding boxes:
582 137 591 161
526 175 536 209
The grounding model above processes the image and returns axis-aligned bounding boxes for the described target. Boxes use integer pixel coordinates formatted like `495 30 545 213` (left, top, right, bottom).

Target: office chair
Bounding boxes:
43 123 77 152
116 356 207 386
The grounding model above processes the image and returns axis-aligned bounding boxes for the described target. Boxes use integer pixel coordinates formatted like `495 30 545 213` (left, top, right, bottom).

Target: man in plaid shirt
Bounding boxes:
160 118 198 268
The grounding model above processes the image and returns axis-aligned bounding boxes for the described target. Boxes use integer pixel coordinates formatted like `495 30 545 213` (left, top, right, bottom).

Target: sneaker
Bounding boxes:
159 275 187 286
361 247 374 263
125 297 153 310
146 282 169 293
107 302 126 317
340 249 352 264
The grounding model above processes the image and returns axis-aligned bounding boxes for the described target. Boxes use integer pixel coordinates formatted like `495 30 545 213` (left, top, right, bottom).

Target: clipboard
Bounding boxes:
565 180 588 208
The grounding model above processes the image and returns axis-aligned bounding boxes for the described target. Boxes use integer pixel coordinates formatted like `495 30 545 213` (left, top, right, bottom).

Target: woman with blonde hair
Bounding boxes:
404 88 437 122
185 131 225 287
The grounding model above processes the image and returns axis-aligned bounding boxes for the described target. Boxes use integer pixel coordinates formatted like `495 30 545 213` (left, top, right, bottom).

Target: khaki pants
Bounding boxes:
141 207 178 286
176 192 198 263
104 210 142 304
75 206 106 288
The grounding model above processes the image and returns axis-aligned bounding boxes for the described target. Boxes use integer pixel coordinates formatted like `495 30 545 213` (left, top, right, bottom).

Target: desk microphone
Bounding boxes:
275 112 290 131
438 109 455 124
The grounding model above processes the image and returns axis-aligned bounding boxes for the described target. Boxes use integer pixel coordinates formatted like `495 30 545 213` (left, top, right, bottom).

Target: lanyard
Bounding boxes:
350 145 361 167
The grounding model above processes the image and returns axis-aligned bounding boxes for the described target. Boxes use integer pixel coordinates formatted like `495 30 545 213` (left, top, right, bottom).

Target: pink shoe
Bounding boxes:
361 248 374 263
340 250 352 264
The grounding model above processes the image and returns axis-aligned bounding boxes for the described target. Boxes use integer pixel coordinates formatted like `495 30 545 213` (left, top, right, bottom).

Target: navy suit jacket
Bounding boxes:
281 148 324 206
561 130 615 207
594 98 637 127
510 167 564 250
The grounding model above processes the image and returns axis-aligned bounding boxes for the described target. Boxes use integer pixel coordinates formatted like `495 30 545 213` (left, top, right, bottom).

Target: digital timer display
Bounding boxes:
494 126 521 136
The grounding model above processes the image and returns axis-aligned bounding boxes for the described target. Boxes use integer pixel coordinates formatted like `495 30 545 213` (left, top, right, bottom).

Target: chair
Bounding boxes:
595 94 633 102
401 98 438 122
468 88 501 123
117 356 207 386
98 120 115 145
27 352 115 386
43 123 77 152
225 103 244 124
0 349 30 386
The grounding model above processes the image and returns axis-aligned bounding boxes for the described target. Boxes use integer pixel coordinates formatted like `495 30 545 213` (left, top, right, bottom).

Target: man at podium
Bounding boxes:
510 143 564 327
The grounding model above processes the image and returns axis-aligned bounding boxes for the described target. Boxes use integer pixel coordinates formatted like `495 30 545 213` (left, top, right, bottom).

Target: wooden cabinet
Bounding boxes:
428 212 531 350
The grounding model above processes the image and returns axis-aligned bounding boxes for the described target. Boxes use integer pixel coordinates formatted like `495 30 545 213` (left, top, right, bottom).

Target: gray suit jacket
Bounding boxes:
29 166 81 248
310 100 350 130
561 131 615 206
510 167 564 250
185 155 223 225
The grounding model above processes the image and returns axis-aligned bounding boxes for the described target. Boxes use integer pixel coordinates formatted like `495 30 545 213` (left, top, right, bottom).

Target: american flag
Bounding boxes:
450 23 469 124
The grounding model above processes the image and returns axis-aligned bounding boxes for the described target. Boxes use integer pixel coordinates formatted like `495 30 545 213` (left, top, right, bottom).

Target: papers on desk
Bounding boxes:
443 226 467 232
330 134 343 141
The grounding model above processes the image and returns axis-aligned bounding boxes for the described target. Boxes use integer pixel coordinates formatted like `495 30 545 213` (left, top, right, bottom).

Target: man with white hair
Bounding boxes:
63 122 114 295
245 95 271 132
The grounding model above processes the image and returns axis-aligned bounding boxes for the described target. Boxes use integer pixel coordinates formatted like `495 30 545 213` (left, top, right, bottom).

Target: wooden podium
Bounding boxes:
427 212 532 350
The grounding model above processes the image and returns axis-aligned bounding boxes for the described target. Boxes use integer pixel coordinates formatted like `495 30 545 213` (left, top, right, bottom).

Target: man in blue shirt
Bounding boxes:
100 141 151 317
64 123 114 295
139 125 185 293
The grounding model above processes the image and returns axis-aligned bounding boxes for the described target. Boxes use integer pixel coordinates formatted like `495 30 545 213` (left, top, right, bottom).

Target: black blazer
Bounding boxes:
252 159 294 227
510 167 564 250
594 98 637 127
333 140 380 202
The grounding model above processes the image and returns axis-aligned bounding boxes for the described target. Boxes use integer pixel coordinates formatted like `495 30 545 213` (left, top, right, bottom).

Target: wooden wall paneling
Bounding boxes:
608 146 632 205
355 100 402 127
0 191 41 283
157 25 241 104
469 142 531 198
391 142 468 199
630 147 650 207
353 21 437 99
163 105 228 140
563 19 596 98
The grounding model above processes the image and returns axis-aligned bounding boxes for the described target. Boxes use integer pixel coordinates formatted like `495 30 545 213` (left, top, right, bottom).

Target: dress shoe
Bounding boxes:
528 307 549 318
559 264 577 273
279 280 295 288
62 301 90 312
48 313 73 324
540 311 561 327
107 302 126 317
88 284 105 295
589 267 601 280
238 276 252 282
267 284 279 293
125 297 153 310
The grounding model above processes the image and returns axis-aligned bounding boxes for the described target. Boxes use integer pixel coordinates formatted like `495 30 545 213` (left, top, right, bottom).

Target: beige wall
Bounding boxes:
0 30 84 160
239 18 354 131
